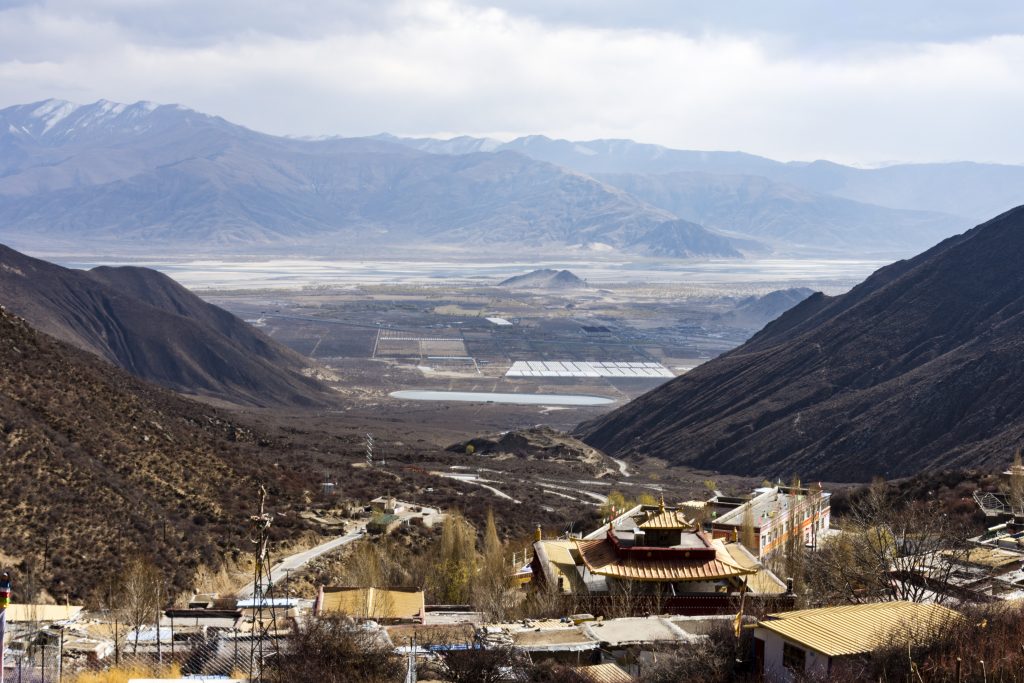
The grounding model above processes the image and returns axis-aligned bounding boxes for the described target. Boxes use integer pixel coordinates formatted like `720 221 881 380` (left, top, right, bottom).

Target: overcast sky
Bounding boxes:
2 0 1023 164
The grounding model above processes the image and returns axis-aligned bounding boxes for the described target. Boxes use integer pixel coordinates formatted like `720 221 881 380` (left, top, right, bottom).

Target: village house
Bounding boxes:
752 601 961 682
370 495 404 515
484 614 738 677
315 586 426 623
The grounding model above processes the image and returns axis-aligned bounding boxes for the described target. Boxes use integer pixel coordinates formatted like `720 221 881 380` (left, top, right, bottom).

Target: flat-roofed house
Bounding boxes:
315 586 425 623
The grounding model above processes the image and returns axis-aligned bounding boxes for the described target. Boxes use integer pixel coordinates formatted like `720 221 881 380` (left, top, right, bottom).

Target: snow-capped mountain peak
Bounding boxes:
1 98 210 143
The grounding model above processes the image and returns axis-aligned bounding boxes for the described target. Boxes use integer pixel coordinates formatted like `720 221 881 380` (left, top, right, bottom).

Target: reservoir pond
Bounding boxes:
389 390 615 406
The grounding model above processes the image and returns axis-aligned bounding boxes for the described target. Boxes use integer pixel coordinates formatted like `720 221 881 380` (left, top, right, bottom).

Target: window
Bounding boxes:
783 642 806 671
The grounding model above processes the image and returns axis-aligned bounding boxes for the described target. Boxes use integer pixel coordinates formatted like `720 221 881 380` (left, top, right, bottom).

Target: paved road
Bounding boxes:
239 502 444 598
240 524 366 598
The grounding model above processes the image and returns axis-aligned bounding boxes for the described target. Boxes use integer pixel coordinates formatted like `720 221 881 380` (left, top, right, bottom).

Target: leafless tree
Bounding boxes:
740 501 757 555
1010 447 1024 515
806 481 970 606
642 634 736 682
120 556 165 653
275 613 403 683
782 477 806 596
432 640 532 683
473 510 517 621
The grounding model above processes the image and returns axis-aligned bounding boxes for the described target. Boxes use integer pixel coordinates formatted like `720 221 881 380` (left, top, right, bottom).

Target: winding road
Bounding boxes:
239 524 366 598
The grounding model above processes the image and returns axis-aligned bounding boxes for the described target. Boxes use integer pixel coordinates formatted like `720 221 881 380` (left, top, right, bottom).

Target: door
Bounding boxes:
754 637 766 680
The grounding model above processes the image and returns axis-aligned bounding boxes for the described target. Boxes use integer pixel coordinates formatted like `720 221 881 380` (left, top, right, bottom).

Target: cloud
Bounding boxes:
1 0 1023 164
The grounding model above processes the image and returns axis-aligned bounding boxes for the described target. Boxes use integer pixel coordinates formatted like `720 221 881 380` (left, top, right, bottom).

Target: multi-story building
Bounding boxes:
709 485 831 559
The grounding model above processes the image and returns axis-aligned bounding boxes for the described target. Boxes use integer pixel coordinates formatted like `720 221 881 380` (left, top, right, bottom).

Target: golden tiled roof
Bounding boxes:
320 587 424 621
950 547 1023 570
572 663 635 683
534 539 590 593
714 540 788 594
3 604 83 622
574 539 753 582
757 601 962 657
638 509 692 530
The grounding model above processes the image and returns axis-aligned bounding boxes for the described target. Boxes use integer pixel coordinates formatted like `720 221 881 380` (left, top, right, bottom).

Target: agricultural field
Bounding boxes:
202 269 845 434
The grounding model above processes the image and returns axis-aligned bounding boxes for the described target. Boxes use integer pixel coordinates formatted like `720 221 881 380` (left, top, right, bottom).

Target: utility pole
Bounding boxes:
57 628 63 683
0 572 8 683
366 433 374 467
248 485 281 683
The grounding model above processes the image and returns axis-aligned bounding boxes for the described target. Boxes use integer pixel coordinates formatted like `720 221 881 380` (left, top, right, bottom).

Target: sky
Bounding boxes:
1 0 1024 164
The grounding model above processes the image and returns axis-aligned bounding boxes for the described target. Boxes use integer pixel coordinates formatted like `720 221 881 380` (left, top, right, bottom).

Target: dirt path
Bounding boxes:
610 457 630 477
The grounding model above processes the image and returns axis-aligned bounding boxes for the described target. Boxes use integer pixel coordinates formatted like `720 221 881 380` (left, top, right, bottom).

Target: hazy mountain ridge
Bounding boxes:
0 99 747 258
629 217 748 258
595 171 965 255
578 205 1024 481
0 244 332 407
5 98 1018 259
389 133 1024 223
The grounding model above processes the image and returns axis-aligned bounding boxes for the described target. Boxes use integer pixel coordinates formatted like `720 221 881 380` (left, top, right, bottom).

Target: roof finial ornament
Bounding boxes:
659 494 666 512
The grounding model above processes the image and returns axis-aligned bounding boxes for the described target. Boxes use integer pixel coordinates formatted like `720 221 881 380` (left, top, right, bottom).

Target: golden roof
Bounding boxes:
572 663 634 683
574 538 753 582
319 587 424 621
757 601 962 657
534 540 589 593
638 509 692 530
2 604 83 623
715 540 787 595
950 547 1023 570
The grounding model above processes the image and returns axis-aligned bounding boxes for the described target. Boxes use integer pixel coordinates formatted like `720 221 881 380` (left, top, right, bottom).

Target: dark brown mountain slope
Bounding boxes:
0 244 332 407
0 306 314 600
578 205 1024 482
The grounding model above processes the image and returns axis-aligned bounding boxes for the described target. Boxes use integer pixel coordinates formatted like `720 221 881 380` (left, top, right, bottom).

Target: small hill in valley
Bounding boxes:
499 269 586 289
447 426 615 476
715 287 816 328
578 206 1024 481
0 244 332 407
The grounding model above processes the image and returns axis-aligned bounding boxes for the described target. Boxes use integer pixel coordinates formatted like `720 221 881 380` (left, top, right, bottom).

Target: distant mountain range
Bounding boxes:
0 244 331 407
393 134 1024 222
0 99 741 259
3 98 1021 259
578 205 1024 481
385 133 1024 255
592 172 963 254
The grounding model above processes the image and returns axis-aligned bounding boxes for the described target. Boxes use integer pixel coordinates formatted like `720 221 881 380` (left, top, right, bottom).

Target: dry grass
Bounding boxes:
70 663 181 683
